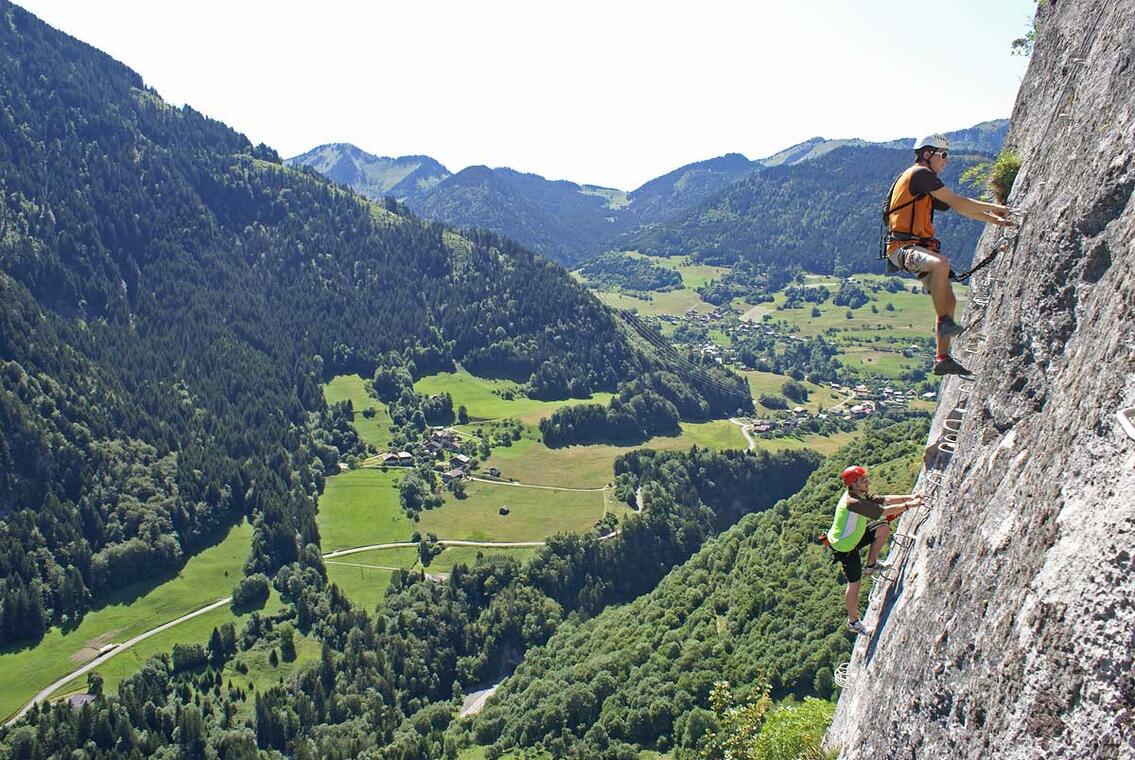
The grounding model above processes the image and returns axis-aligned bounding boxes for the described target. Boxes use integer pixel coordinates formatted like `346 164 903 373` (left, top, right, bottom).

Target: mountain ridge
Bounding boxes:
289 120 1008 268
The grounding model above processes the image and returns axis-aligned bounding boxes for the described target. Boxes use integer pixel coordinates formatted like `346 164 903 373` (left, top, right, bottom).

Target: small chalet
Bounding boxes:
397 451 413 466
449 453 471 469
441 468 465 484
376 453 398 467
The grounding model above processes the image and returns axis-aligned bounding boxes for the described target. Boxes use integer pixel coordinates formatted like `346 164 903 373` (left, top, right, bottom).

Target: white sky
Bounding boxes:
18 0 1036 190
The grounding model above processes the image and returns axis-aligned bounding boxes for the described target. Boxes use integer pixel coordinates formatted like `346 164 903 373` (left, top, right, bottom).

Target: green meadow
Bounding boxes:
415 480 610 543
1 520 257 722
737 274 967 342
219 628 323 722
625 252 731 290
317 468 413 552
595 288 715 317
323 374 395 450
743 370 847 414
51 590 288 706
413 366 613 425
482 421 747 490
428 545 541 572
325 547 420 612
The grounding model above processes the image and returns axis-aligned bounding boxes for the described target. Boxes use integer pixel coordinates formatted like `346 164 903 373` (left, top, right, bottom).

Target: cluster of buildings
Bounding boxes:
374 427 473 482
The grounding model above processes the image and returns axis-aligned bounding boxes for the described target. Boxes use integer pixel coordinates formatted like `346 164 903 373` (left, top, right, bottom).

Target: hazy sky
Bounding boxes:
19 0 1036 189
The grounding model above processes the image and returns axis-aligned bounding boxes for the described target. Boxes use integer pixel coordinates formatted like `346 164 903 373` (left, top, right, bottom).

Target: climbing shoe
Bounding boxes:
932 355 973 376
936 317 966 339
863 559 890 577
847 619 871 637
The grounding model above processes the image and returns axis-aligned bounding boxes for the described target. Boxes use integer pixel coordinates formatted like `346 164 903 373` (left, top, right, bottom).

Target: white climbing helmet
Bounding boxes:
913 133 950 152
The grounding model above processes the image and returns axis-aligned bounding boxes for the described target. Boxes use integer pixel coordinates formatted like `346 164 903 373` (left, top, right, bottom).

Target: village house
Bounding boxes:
449 453 471 469
441 468 465 484
396 451 413 466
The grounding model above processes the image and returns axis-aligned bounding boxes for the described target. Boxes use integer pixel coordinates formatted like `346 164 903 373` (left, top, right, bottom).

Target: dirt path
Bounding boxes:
729 417 756 451
467 476 607 492
460 684 500 718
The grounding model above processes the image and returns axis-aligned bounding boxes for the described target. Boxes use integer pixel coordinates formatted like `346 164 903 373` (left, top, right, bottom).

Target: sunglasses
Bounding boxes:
934 150 950 159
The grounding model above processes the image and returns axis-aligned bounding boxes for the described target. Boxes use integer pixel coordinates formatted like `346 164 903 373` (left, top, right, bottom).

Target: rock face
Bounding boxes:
826 2 1135 759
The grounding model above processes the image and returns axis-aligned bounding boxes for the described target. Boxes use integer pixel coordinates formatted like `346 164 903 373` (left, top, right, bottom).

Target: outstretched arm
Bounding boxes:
931 186 1015 226
880 493 923 507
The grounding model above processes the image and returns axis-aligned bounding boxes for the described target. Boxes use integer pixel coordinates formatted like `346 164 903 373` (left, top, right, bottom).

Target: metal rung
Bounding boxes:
944 418 963 433
834 661 851 687
1118 408 1135 441
939 440 957 454
924 471 945 486
893 533 917 549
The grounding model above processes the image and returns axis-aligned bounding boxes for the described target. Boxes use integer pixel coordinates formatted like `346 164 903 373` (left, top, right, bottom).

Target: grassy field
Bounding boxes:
318 468 413 552
482 421 747 490
626 252 731 290
595 288 715 317
752 430 859 456
415 480 608 542
737 274 968 342
1 520 255 722
414 367 613 425
743 370 848 414
323 374 394 450
429 545 542 571
219 628 323 722
51 590 288 706
325 547 420 612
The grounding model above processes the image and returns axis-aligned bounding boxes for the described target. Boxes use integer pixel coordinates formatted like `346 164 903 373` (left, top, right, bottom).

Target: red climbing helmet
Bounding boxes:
840 465 868 486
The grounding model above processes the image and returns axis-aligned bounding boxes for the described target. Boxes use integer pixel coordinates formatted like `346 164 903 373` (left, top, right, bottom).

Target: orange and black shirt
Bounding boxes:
886 166 950 254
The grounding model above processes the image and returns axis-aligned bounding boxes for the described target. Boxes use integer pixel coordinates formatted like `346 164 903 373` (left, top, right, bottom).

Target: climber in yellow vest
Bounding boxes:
827 465 921 636
884 134 1016 376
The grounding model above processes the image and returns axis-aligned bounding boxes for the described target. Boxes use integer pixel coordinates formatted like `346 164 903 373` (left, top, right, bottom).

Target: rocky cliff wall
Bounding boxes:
826 1 1135 757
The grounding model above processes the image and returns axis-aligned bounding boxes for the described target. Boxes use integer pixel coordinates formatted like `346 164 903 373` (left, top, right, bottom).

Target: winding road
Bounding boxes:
7 532 620 727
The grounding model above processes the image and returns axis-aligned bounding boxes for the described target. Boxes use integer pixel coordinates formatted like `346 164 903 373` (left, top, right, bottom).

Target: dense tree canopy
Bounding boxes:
0 2 738 645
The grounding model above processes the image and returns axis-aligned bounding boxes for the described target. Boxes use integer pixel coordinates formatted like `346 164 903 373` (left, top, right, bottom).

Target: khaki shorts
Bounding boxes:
887 245 941 275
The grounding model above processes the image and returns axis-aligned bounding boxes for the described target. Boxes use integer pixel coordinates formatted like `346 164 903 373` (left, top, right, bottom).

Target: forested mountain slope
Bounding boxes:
0 1 743 647
630 145 991 273
292 124 1006 269
827 1 1135 757
408 166 624 267
471 419 927 758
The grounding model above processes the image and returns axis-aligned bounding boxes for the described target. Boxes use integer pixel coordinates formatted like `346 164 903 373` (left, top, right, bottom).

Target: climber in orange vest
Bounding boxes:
883 134 1016 376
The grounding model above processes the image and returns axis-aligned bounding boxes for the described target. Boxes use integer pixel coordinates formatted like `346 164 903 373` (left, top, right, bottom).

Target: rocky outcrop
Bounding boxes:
826 1 1135 758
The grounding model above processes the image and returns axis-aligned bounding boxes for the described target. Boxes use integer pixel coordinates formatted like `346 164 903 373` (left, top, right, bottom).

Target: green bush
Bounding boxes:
752 698 836 760
960 149 1021 204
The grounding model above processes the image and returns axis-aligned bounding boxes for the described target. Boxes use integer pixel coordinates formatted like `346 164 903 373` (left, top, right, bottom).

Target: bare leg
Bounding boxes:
866 523 890 567
846 581 860 623
927 255 955 355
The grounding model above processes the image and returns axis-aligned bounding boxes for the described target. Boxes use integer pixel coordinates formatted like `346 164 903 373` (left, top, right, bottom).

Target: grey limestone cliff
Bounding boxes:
826 1 1135 758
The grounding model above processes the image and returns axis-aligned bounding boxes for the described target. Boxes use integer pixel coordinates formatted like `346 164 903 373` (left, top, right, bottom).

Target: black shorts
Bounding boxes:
832 524 882 584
